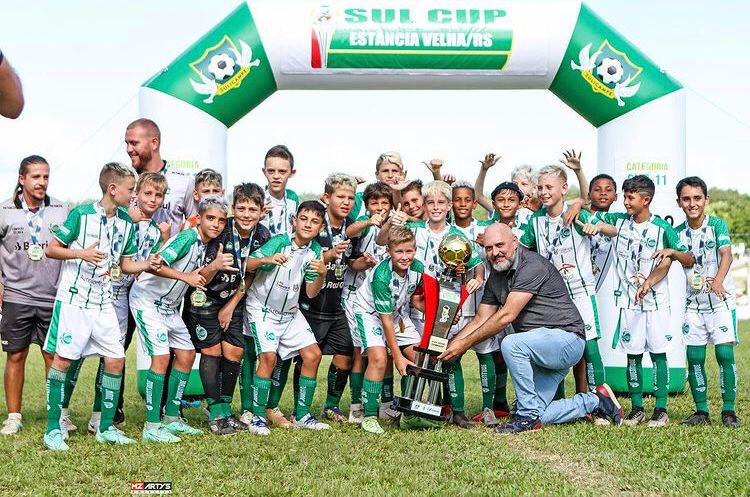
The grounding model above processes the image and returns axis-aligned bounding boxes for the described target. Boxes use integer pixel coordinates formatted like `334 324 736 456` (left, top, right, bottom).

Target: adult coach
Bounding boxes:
440 223 623 433
0 49 24 119
125 118 197 235
0 156 68 434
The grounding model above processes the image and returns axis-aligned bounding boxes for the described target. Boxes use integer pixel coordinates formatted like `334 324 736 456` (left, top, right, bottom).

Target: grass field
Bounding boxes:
1 325 749 497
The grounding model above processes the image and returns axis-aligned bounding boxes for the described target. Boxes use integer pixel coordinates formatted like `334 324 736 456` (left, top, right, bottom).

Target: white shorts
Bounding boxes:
447 316 499 354
132 306 194 357
615 307 671 354
246 309 317 361
43 300 124 360
350 311 421 353
112 287 130 342
573 294 602 341
682 309 738 346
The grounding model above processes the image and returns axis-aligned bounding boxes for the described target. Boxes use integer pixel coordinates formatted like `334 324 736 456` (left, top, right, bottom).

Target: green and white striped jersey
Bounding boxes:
129 227 206 313
454 219 491 317
260 187 299 236
342 215 387 302
352 257 424 322
53 203 137 309
520 205 597 298
245 233 322 323
596 212 687 311
675 215 736 313
112 219 162 297
351 191 365 220
405 220 482 279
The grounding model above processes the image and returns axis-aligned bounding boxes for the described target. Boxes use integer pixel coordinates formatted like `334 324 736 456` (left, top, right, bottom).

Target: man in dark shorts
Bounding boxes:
441 223 624 433
0 155 69 435
187 183 270 435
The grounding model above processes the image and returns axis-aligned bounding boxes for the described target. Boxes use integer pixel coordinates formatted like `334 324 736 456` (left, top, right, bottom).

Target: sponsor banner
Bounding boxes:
143 3 277 127
550 3 682 127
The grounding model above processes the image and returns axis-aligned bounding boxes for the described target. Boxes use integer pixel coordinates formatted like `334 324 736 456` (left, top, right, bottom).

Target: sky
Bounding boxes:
1 0 749 201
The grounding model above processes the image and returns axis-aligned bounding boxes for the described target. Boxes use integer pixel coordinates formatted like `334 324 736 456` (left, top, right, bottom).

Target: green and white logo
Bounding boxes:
682 323 690 335
561 227 572 238
157 332 168 344
719 326 729 333
265 331 276 342
570 40 642 107
61 333 73 345
621 331 631 343
585 324 592 331
666 335 672 341
646 238 657 248
196 325 208 341
373 326 383 337
705 240 716 249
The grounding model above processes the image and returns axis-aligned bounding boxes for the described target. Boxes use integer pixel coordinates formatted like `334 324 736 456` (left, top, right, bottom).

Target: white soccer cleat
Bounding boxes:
293 413 331 431
349 403 364 424
1 416 23 435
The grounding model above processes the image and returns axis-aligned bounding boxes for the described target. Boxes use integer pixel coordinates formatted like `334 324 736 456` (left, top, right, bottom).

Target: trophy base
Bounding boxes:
392 396 450 422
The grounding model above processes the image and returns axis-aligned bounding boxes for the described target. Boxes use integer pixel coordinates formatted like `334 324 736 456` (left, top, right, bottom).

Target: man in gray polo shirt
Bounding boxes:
0 155 69 435
441 223 623 433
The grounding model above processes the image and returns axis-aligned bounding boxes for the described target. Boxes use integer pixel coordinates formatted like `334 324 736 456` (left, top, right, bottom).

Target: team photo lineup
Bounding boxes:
0 117 739 452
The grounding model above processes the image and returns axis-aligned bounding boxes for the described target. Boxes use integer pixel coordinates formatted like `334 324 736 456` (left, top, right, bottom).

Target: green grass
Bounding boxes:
1 324 749 497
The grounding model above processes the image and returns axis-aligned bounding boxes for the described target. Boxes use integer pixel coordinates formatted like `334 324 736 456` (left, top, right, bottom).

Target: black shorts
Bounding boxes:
186 303 245 350
305 314 353 356
0 301 53 353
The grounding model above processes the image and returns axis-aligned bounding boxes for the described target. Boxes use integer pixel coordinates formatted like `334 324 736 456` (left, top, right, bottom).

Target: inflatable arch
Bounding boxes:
138 0 687 396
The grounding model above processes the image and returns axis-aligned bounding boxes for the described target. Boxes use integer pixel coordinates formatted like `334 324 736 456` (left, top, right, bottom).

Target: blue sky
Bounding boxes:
1 0 749 201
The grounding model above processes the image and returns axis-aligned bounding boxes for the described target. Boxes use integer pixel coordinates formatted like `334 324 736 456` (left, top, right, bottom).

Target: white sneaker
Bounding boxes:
349 403 364 424
1 415 22 435
239 410 254 429
60 413 77 433
247 415 271 436
293 413 331 431
88 412 101 434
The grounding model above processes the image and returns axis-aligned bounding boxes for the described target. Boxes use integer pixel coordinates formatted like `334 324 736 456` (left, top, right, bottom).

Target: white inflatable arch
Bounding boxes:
138 0 686 395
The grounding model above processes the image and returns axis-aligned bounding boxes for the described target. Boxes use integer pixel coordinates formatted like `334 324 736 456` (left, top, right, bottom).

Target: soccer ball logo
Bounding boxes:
438 235 472 269
596 58 624 85
208 54 236 81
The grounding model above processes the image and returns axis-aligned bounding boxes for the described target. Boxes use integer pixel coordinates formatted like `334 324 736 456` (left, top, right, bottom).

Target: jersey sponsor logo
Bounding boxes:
407 284 416 293
561 227 572 238
196 325 208 341
645 238 657 248
705 240 716 249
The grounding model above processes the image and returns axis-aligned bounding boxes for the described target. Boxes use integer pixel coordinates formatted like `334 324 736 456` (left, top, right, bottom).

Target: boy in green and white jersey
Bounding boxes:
130 196 231 443
519 164 607 405
350 226 425 434
89 172 167 433
243 200 329 435
674 176 739 428
588 174 619 291
594 175 694 427
42 163 157 450
260 145 300 236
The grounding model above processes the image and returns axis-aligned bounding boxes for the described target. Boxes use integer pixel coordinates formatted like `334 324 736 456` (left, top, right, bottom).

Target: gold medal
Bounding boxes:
191 289 207 308
240 280 246 294
109 264 123 281
691 273 705 291
334 263 344 280
27 244 44 261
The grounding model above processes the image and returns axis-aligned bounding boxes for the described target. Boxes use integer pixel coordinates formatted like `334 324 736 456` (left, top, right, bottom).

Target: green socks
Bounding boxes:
252 376 272 418
100 372 122 432
687 345 708 412
650 352 669 410
477 353 496 410
295 375 317 419
584 339 605 388
444 359 465 413
324 364 349 410
362 378 383 417
267 358 291 410
46 367 67 433
93 359 104 411
627 354 644 409
164 369 190 418
716 344 737 412
381 375 394 405
62 358 82 409
145 370 165 424
350 371 364 404
239 338 257 412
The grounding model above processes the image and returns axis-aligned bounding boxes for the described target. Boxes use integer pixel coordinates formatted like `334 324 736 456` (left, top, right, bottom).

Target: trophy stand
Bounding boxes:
392 268 468 421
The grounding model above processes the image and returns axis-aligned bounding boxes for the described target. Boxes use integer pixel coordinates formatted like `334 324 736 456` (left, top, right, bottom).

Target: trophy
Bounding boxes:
392 234 471 421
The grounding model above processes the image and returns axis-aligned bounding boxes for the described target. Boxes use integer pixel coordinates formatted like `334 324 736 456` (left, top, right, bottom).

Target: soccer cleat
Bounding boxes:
592 384 624 426
43 429 70 451
87 412 101 434
143 426 181 443
623 408 646 426
96 425 136 445
266 407 292 428
361 416 385 435
647 408 669 428
680 411 710 426
321 406 348 425
472 408 500 427
239 410 254 428
225 415 246 431
1 416 23 435
593 413 612 426
208 418 236 436
60 413 77 433
493 402 512 418
494 415 542 434
293 413 332 431
247 415 271 436
348 403 364 424
163 420 203 436
721 410 740 428
450 412 476 429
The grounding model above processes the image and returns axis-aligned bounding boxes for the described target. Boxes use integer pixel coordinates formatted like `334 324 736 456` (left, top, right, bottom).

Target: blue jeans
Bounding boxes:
501 327 599 424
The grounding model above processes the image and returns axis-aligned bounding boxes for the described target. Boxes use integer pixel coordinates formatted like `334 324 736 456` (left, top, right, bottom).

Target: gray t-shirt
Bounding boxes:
148 162 197 237
0 195 69 306
481 246 585 338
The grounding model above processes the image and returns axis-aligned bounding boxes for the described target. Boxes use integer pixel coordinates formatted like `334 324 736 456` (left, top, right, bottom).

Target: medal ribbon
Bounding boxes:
627 218 651 278
265 186 288 235
20 195 45 246
685 218 708 270
232 222 254 286
543 217 564 261
135 221 158 261
96 203 121 268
